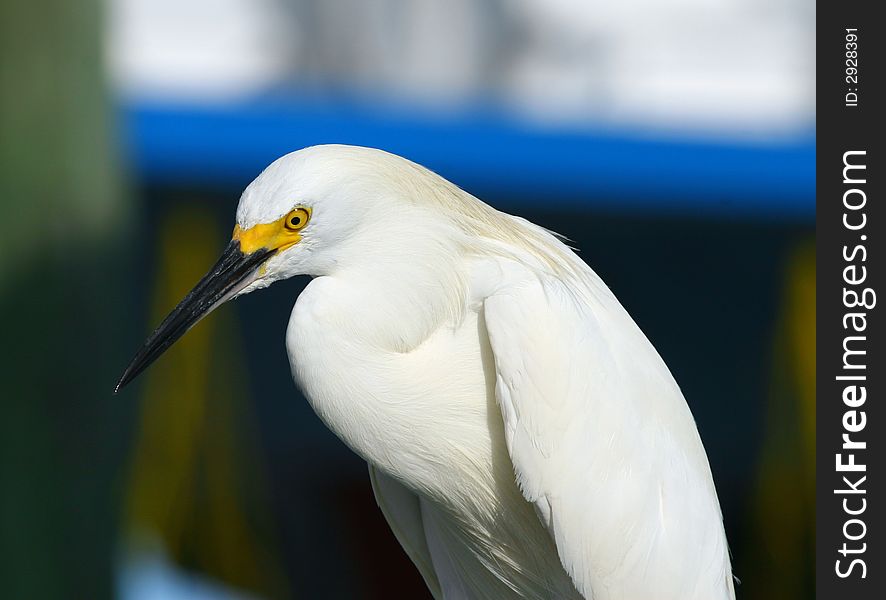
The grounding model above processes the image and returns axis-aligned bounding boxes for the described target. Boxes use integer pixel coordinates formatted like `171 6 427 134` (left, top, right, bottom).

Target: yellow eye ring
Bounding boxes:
284 207 310 231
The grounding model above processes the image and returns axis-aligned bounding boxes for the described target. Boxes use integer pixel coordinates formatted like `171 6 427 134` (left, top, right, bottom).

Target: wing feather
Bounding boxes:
482 269 734 600
369 466 443 599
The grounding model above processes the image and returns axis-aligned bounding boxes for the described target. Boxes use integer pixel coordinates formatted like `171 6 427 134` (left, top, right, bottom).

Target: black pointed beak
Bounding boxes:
114 240 273 393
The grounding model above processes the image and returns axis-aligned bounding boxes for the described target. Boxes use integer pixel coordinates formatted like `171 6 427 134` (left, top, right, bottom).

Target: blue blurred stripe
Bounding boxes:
122 100 814 220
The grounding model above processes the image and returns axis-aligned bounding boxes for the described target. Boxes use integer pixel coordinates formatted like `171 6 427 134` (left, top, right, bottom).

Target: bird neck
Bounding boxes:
324 223 470 352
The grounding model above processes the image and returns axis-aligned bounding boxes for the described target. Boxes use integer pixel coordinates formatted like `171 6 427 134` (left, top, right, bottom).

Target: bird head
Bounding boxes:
115 144 426 392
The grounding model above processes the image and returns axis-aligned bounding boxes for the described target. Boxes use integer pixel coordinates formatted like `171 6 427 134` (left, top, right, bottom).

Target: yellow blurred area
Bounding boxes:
744 241 815 599
125 207 287 598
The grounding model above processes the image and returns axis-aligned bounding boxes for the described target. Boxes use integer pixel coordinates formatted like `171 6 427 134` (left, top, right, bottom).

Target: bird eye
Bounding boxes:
285 208 310 231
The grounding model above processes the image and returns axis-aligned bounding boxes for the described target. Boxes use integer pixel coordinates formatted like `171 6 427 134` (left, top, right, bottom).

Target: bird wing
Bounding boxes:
369 465 443 599
482 269 734 600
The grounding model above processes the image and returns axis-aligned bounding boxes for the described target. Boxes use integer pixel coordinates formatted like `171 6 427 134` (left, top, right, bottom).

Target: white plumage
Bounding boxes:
120 144 735 600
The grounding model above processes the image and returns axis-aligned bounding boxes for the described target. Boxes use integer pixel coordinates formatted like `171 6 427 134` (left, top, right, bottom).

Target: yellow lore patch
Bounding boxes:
232 207 311 254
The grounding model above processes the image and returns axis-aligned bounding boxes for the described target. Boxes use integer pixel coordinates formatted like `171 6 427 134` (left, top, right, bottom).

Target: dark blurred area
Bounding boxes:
1 1 814 599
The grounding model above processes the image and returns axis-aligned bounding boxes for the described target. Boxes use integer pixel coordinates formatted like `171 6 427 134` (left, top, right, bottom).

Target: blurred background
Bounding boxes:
0 0 814 598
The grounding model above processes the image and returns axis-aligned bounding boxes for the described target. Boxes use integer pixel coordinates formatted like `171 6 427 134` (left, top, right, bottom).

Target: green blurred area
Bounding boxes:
0 1 815 599
1 0 128 598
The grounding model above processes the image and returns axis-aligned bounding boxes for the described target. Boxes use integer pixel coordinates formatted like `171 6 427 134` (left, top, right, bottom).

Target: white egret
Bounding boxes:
117 145 735 600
